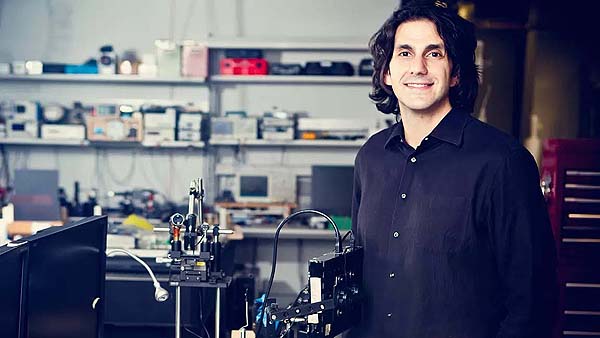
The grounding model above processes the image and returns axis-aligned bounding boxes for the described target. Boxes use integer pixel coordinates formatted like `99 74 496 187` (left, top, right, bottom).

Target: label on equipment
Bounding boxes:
308 277 321 324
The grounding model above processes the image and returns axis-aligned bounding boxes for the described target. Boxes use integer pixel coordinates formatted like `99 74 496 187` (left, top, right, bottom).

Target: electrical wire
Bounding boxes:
198 289 212 338
103 150 137 187
341 230 353 244
185 326 204 338
237 288 250 331
255 209 342 337
106 249 161 286
180 0 198 40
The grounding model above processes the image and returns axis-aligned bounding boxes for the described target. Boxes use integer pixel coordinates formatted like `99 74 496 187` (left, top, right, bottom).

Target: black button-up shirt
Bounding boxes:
350 109 557 338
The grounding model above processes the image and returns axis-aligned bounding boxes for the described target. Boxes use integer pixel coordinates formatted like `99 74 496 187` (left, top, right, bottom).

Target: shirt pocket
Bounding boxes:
412 195 473 254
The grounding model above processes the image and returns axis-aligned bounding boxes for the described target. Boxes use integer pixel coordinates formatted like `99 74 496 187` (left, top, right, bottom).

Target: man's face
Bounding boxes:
384 19 458 115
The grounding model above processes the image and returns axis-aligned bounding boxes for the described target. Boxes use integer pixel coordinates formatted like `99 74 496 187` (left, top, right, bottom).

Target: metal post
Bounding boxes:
175 286 181 338
215 288 221 338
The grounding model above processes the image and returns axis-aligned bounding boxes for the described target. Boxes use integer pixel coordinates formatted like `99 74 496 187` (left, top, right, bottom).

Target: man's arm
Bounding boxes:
351 154 362 246
488 147 558 338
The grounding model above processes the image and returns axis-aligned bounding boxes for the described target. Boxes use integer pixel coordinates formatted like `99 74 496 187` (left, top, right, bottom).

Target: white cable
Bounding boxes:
238 291 249 331
106 248 169 302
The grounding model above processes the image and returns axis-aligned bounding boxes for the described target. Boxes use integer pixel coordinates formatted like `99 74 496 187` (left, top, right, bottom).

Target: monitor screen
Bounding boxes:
13 169 60 221
240 175 269 198
0 244 27 338
22 216 108 338
311 165 354 217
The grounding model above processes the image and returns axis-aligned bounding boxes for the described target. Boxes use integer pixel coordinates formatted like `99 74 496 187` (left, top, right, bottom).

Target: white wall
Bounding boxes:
0 0 398 201
0 0 399 300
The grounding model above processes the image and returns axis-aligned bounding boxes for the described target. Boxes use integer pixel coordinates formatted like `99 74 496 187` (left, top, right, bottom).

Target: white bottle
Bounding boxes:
98 45 117 75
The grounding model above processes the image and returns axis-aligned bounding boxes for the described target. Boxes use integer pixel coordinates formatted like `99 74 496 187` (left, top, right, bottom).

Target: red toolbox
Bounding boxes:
219 58 268 75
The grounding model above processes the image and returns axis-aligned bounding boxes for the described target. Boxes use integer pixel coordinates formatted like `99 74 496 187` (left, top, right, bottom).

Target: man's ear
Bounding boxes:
450 74 459 87
384 68 392 86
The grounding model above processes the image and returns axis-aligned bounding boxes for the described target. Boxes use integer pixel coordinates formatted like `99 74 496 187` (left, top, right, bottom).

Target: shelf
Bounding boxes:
206 38 369 51
0 138 205 149
210 75 371 84
140 140 205 149
0 74 206 85
0 138 89 147
0 73 371 85
0 137 363 149
210 139 365 148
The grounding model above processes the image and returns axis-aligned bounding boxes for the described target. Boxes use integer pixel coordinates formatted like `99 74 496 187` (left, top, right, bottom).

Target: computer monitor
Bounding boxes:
13 169 60 221
311 165 354 217
19 216 108 338
240 175 269 199
0 243 28 338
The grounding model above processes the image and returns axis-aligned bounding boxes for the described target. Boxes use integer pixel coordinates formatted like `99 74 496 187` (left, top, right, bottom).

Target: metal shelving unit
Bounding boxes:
0 74 206 85
0 138 88 147
0 138 205 149
210 75 370 84
210 139 364 148
0 74 371 85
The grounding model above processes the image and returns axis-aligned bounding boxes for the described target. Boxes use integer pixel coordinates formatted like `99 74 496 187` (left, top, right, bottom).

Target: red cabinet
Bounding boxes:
541 139 600 338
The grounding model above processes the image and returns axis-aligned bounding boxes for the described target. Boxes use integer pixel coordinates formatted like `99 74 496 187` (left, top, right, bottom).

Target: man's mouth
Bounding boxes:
404 82 433 88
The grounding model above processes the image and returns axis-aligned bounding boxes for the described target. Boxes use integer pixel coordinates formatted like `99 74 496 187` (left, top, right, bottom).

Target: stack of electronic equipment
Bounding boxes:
1 101 41 139
220 49 269 75
86 103 144 142
218 48 373 77
140 104 209 144
0 41 208 78
209 110 372 142
0 100 87 140
0 100 208 144
271 58 374 77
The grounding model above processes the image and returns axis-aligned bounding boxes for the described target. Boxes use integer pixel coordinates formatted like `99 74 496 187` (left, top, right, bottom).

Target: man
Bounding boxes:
350 1 557 337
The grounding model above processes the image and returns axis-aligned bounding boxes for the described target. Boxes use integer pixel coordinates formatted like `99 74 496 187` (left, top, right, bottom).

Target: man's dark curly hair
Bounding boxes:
369 1 479 115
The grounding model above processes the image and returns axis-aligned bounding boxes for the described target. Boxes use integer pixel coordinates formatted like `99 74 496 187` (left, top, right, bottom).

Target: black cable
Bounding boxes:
185 326 204 338
255 209 342 337
341 230 353 244
198 289 212 338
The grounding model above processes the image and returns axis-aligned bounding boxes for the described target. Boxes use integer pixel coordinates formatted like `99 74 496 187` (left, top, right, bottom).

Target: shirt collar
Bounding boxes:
384 108 469 149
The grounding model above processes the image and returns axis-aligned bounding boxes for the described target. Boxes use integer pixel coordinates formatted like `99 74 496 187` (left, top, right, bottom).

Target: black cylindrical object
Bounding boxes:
211 241 221 272
201 241 210 254
172 240 182 252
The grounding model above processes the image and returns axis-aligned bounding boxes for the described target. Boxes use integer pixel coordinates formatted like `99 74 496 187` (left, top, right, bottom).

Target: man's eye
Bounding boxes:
398 51 410 57
428 52 442 58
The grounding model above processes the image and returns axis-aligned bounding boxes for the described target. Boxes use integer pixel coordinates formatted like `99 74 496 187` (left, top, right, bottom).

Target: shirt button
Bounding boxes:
387 313 393 318
401 193 407 199
389 272 395 278
410 157 417 163
393 231 399 238
424 137 429 141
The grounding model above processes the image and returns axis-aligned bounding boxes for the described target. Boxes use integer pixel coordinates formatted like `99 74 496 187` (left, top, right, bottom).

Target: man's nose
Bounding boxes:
408 56 427 75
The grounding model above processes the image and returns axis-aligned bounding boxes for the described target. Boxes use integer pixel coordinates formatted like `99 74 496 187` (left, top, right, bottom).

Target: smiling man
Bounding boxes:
350 1 557 338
